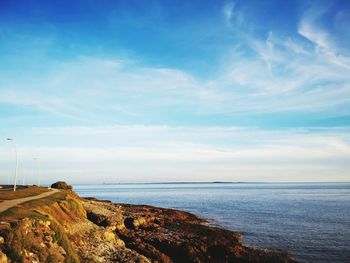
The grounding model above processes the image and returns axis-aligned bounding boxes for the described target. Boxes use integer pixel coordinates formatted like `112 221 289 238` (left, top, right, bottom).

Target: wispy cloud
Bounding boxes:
1 44 349 122
298 3 350 69
1 125 349 183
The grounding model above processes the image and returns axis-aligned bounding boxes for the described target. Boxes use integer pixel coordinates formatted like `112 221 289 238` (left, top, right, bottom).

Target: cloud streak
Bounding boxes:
1 125 349 183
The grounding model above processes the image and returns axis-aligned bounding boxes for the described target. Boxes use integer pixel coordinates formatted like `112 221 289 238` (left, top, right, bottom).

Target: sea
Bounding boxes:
74 182 350 263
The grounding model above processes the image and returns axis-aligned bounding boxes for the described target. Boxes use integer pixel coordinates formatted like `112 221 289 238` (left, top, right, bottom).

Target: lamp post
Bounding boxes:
34 157 41 186
6 138 18 191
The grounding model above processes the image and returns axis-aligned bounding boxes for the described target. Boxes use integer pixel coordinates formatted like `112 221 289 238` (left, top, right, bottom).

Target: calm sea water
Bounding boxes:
74 183 350 263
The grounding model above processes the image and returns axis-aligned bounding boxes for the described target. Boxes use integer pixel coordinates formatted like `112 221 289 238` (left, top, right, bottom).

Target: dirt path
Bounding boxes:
0 189 59 213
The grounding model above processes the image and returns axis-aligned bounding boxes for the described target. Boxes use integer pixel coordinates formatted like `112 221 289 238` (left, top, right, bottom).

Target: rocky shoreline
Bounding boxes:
0 185 298 262
85 198 298 263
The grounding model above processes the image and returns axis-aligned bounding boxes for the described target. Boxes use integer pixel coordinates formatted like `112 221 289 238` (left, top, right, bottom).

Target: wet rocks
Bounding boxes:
81 199 298 262
114 204 298 263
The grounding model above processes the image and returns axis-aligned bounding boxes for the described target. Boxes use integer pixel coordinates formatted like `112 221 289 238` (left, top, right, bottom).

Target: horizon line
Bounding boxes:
4 181 349 187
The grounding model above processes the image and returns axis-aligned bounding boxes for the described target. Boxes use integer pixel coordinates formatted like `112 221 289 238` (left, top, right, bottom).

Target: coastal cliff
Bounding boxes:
0 185 297 262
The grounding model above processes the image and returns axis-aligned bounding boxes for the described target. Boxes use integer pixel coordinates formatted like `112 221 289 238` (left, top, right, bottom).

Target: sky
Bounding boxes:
0 0 349 184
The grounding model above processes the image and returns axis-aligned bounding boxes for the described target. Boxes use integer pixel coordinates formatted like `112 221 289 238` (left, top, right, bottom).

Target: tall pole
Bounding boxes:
7 138 18 191
34 158 40 186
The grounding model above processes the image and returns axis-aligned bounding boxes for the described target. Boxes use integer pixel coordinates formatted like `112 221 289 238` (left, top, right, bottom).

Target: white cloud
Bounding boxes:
298 5 350 69
1 125 349 183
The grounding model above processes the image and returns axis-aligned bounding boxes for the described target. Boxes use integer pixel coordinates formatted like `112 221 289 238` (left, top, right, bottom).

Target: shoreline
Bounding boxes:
83 196 298 262
0 185 299 262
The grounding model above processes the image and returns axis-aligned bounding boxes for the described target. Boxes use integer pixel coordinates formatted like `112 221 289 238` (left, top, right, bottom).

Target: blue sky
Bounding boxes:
0 0 349 184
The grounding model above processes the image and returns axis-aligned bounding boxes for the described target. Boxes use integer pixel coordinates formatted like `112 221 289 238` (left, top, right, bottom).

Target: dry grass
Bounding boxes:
0 191 67 219
0 186 49 200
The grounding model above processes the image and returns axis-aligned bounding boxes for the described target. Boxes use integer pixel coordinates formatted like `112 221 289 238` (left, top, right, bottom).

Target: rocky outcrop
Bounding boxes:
82 200 297 262
83 198 125 231
51 181 73 190
0 189 298 263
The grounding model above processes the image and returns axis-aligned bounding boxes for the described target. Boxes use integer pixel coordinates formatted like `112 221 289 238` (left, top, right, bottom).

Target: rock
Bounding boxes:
0 222 10 232
106 225 116 231
103 231 116 242
83 199 125 230
51 181 72 190
87 211 109 227
44 235 53 243
115 223 125 231
115 238 125 247
124 216 148 229
0 251 7 263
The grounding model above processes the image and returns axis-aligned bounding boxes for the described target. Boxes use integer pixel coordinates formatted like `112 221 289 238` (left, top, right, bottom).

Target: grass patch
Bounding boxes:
0 186 49 200
20 191 67 209
0 191 67 220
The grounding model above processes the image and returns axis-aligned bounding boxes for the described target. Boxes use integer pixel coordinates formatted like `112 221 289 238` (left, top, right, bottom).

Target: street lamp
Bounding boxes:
6 138 18 192
34 157 41 186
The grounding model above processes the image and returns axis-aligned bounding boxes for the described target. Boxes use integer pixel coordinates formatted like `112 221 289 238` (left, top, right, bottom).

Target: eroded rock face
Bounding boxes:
83 199 125 230
69 199 149 263
74 223 150 263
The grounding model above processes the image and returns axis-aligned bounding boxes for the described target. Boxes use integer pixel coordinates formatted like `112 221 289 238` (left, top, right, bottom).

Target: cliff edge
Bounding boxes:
0 185 298 263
